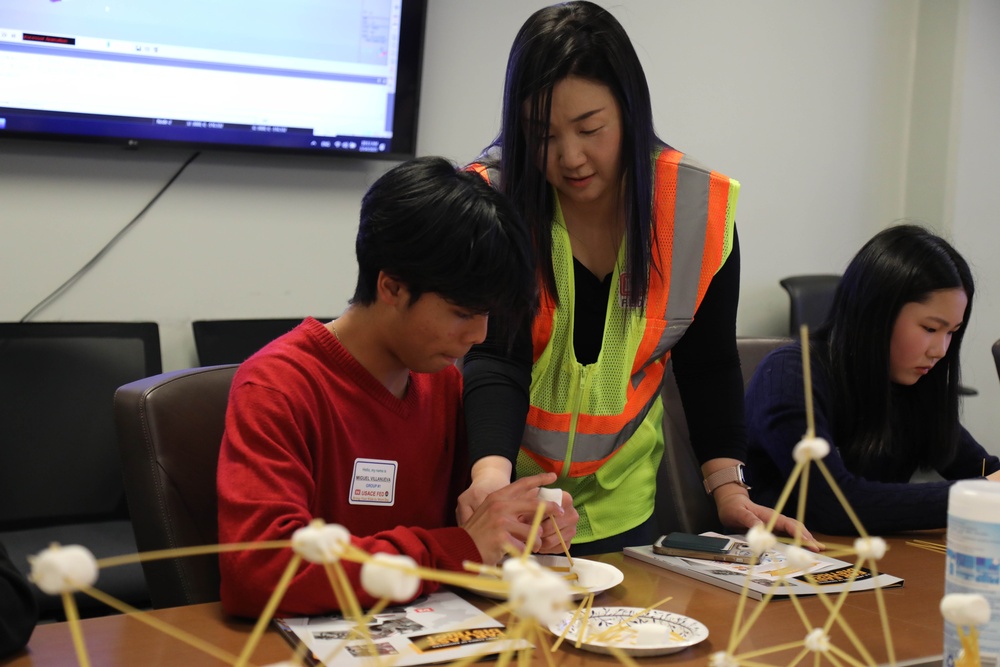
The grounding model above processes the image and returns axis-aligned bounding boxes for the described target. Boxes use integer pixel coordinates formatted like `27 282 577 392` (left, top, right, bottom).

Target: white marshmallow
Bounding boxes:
709 651 739 667
360 553 421 602
793 437 831 463
783 545 815 572
538 487 562 507
853 536 887 561
941 593 991 627
633 623 668 645
746 525 777 556
292 521 351 563
804 628 830 652
506 558 571 626
29 544 98 595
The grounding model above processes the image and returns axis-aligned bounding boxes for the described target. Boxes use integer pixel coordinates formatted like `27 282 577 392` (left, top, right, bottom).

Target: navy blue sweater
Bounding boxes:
745 343 1000 535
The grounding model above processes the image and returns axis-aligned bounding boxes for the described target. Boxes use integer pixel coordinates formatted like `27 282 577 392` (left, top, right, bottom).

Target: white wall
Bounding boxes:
1 0 997 449
948 0 1000 444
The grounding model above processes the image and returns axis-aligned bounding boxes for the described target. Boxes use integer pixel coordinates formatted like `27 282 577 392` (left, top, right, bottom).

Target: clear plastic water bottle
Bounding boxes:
945 480 1000 666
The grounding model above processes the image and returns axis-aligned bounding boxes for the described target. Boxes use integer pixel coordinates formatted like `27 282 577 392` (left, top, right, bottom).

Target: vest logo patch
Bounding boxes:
618 273 631 308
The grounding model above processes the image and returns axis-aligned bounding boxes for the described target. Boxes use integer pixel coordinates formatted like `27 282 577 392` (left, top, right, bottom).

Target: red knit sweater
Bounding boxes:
217 318 480 617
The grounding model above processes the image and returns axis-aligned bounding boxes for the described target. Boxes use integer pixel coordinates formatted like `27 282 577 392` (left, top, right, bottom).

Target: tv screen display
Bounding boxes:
0 0 426 159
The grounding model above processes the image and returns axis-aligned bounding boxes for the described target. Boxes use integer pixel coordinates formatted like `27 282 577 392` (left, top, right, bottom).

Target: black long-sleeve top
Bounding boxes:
0 541 37 658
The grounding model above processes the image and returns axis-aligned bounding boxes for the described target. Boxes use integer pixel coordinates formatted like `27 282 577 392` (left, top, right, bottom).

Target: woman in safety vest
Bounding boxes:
459 1 817 556
746 225 1000 535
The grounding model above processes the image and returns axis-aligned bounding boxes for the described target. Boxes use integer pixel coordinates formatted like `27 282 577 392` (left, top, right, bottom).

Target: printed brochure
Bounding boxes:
625 532 903 601
274 589 529 666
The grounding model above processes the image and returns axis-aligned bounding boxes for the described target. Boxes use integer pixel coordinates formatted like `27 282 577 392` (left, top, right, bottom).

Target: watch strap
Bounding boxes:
703 465 750 495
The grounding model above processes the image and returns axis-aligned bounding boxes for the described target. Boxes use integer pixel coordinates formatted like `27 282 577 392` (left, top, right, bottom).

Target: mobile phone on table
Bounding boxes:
652 532 754 564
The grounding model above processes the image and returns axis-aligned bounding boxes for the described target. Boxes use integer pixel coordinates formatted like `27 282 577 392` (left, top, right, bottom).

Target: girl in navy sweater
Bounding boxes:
746 225 999 535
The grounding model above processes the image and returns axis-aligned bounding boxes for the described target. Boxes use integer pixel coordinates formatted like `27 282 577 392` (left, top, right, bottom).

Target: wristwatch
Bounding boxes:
703 464 751 495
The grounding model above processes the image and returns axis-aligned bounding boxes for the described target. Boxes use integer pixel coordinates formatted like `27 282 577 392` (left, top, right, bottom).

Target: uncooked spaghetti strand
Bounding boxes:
236 553 303 667
96 540 291 568
589 594 673 643
550 516 574 568
62 591 91 667
521 501 547 561
800 324 816 438
82 586 242 665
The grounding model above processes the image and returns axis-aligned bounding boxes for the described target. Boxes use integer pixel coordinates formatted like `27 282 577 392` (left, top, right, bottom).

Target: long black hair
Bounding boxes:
814 224 974 474
487 1 663 308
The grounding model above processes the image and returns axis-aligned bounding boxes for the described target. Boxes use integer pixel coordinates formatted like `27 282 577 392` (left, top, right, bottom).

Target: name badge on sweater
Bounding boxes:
349 458 397 506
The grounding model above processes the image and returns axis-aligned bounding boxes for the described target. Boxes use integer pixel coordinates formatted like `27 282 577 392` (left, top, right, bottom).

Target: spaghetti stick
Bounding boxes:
576 593 594 648
800 324 816 438
330 560 365 623
62 591 91 667
235 553 302 667
96 540 291 568
550 517 574 568
590 594 673 643
521 501 547 560
82 586 241 665
906 540 946 554
815 459 871 538
532 625 557 667
322 562 351 619
551 595 589 651
463 561 503 577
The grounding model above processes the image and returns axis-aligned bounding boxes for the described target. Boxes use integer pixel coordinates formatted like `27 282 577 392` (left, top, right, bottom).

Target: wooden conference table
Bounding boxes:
6 532 946 667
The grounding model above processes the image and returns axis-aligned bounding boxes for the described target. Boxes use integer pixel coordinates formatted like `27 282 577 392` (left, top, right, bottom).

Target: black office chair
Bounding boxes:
114 364 238 608
655 337 793 536
778 274 841 337
192 318 331 366
993 338 1000 386
0 322 161 619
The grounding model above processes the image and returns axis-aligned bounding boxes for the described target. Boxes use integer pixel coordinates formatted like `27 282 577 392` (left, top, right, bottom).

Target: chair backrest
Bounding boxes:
655 336 793 536
0 322 162 529
114 364 238 608
192 318 330 366
993 338 1000 385
779 274 841 337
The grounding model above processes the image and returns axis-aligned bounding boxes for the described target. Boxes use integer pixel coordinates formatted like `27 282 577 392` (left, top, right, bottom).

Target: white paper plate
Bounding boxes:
464 556 624 601
548 606 709 657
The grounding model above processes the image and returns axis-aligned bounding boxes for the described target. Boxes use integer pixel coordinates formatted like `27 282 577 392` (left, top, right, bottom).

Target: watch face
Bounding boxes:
737 464 751 487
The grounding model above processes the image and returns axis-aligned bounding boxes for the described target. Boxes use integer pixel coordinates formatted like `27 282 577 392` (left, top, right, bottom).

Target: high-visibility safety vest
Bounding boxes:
472 146 738 543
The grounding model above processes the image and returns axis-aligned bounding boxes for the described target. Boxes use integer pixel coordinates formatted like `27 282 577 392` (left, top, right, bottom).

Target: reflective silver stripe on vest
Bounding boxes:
649 154 711 361
522 391 660 463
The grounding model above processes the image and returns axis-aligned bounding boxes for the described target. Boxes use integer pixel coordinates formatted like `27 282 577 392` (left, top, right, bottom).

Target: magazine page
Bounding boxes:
625 533 903 601
274 589 530 666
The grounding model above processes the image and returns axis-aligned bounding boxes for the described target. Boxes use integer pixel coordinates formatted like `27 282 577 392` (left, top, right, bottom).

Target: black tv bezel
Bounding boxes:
0 0 427 160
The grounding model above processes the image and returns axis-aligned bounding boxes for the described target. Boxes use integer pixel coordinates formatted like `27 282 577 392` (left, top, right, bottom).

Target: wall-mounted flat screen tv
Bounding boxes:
0 0 426 159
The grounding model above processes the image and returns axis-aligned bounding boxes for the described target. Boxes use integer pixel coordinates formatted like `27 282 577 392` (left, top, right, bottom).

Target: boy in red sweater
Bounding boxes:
217 157 578 617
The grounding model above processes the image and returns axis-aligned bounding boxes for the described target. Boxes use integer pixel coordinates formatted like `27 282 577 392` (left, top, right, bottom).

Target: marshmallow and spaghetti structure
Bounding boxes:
710 325 977 667
25 493 640 667
941 594 990 667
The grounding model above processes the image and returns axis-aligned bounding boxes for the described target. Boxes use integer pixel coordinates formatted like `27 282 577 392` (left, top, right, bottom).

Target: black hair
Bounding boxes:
351 156 536 339
814 224 974 474
488 1 662 308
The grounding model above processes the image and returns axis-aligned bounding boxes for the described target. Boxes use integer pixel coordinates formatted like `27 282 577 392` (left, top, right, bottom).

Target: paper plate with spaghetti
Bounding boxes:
548 606 709 657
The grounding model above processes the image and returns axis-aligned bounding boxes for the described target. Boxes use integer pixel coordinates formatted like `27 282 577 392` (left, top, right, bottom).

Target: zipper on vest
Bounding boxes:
561 365 589 479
